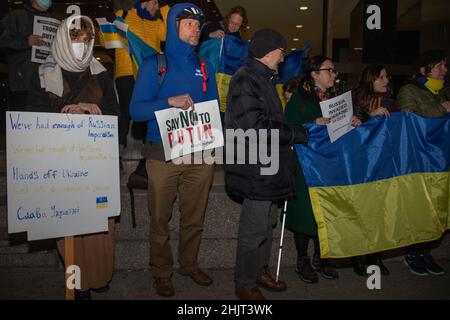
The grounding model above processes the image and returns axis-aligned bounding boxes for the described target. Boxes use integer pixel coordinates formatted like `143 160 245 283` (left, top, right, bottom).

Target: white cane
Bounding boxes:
276 200 288 282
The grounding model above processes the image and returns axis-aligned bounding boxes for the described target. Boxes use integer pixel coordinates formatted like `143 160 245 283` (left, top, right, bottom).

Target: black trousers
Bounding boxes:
116 75 147 146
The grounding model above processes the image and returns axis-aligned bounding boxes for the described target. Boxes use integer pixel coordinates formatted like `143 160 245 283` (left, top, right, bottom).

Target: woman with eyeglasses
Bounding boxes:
27 16 119 300
284 56 361 284
353 64 396 123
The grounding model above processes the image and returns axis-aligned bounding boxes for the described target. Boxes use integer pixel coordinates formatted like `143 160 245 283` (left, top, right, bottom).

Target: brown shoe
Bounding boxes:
181 269 213 286
235 286 266 300
153 277 175 297
256 271 287 292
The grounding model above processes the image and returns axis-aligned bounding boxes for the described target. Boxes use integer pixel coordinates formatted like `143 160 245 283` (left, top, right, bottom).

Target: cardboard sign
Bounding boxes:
31 16 60 64
155 100 223 161
6 112 120 241
320 91 354 143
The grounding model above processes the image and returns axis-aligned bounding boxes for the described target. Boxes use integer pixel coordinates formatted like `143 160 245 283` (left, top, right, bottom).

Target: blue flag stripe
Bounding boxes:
296 112 450 187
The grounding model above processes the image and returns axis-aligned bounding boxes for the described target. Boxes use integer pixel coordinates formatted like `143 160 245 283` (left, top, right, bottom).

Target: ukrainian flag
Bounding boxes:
295 112 450 258
199 36 248 113
96 17 129 50
96 17 157 78
276 43 310 107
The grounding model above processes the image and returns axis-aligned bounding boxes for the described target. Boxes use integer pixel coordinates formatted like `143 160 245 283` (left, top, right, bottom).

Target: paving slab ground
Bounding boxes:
1 259 449 301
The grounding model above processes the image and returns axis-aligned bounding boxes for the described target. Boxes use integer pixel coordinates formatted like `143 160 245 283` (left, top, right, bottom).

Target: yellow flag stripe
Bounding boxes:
309 171 450 258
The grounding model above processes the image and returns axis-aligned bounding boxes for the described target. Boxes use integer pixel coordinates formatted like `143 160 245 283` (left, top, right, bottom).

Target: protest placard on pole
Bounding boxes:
155 100 223 161
319 91 354 142
6 112 120 241
31 16 60 63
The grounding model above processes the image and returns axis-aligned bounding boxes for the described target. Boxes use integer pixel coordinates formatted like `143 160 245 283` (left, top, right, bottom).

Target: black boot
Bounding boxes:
74 289 92 300
352 256 367 276
312 237 338 280
295 256 319 283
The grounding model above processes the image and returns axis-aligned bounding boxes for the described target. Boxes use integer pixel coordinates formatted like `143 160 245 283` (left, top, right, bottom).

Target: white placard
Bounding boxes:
6 112 120 241
155 100 224 161
31 16 61 64
319 91 354 143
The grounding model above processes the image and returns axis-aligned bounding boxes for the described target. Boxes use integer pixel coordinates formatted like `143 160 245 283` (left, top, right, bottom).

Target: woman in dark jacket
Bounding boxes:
27 15 119 300
353 64 395 122
284 56 361 284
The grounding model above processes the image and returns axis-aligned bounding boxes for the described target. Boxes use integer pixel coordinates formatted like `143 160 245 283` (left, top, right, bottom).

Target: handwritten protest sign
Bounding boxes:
319 91 354 143
6 112 120 241
155 100 223 161
31 16 60 64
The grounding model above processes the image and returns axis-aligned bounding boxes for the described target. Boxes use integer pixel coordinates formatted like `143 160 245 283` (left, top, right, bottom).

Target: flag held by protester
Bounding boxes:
199 36 249 113
96 16 157 78
295 112 450 258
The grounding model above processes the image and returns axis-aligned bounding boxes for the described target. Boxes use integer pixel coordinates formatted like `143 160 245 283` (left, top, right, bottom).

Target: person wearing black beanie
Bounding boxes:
225 28 308 300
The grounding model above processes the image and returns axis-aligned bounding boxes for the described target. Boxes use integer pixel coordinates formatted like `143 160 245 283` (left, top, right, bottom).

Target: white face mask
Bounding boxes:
71 42 86 60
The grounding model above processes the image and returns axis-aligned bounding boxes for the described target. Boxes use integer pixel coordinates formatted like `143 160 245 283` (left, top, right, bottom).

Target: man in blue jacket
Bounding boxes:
130 3 219 298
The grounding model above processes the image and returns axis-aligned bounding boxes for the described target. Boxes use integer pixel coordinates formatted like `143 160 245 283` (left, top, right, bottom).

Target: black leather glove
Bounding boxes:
292 125 308 144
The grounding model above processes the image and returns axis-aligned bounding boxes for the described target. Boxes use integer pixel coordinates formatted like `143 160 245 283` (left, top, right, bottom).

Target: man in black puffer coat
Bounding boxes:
224 28 308 300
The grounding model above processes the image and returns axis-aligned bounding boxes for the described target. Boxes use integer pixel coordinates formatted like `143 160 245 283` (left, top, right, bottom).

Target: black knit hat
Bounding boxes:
249 28 287 58
413 49 446 72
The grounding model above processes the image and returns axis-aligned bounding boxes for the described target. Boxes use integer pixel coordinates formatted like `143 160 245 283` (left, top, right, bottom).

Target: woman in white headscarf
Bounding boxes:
27 15 119 300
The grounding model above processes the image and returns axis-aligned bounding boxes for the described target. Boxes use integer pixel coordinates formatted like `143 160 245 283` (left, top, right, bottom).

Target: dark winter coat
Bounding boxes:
224 57 308 201
0 5 51 91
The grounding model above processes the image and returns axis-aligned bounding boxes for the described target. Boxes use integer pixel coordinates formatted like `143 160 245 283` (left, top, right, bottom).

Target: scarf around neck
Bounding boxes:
39 15 106 97
417 76 445 95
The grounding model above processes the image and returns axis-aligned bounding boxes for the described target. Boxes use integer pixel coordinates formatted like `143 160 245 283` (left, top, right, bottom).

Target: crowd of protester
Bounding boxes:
1 0 449 300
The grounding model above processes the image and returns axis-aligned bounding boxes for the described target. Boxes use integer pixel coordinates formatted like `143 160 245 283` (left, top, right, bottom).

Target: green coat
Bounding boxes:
397 82 450 117
284 91 323 236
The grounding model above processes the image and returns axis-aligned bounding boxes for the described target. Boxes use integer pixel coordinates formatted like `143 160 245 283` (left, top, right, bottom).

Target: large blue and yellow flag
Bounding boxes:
96 17 157 78
295 112 450 258
199 35 249 113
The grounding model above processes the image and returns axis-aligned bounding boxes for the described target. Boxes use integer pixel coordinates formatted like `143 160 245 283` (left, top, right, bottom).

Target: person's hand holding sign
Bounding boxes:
168 94 195 111
27 34 43 46
351 116 362 127
314 117 331 125
61 103 102 115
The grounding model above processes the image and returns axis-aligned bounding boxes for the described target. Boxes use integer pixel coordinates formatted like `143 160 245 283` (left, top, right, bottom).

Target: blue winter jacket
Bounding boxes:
129 3 219 142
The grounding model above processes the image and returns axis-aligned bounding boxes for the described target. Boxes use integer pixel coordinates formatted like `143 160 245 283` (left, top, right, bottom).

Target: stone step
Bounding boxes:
114 237 298 271
115 190 251 241
0 237 60 269
0 206 7 228
0 251 59 269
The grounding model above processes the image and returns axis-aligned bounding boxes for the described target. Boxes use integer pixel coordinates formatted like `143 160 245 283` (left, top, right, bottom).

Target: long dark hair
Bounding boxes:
353 64 388 109
299 55 333 99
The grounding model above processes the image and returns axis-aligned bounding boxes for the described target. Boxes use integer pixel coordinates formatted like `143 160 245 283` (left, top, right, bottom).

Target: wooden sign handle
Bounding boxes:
65 236 75 300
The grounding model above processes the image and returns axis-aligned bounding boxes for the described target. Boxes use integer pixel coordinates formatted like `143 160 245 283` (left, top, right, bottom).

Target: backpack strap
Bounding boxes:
156 53 167 87
194 52 208 93
154 52 208 92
